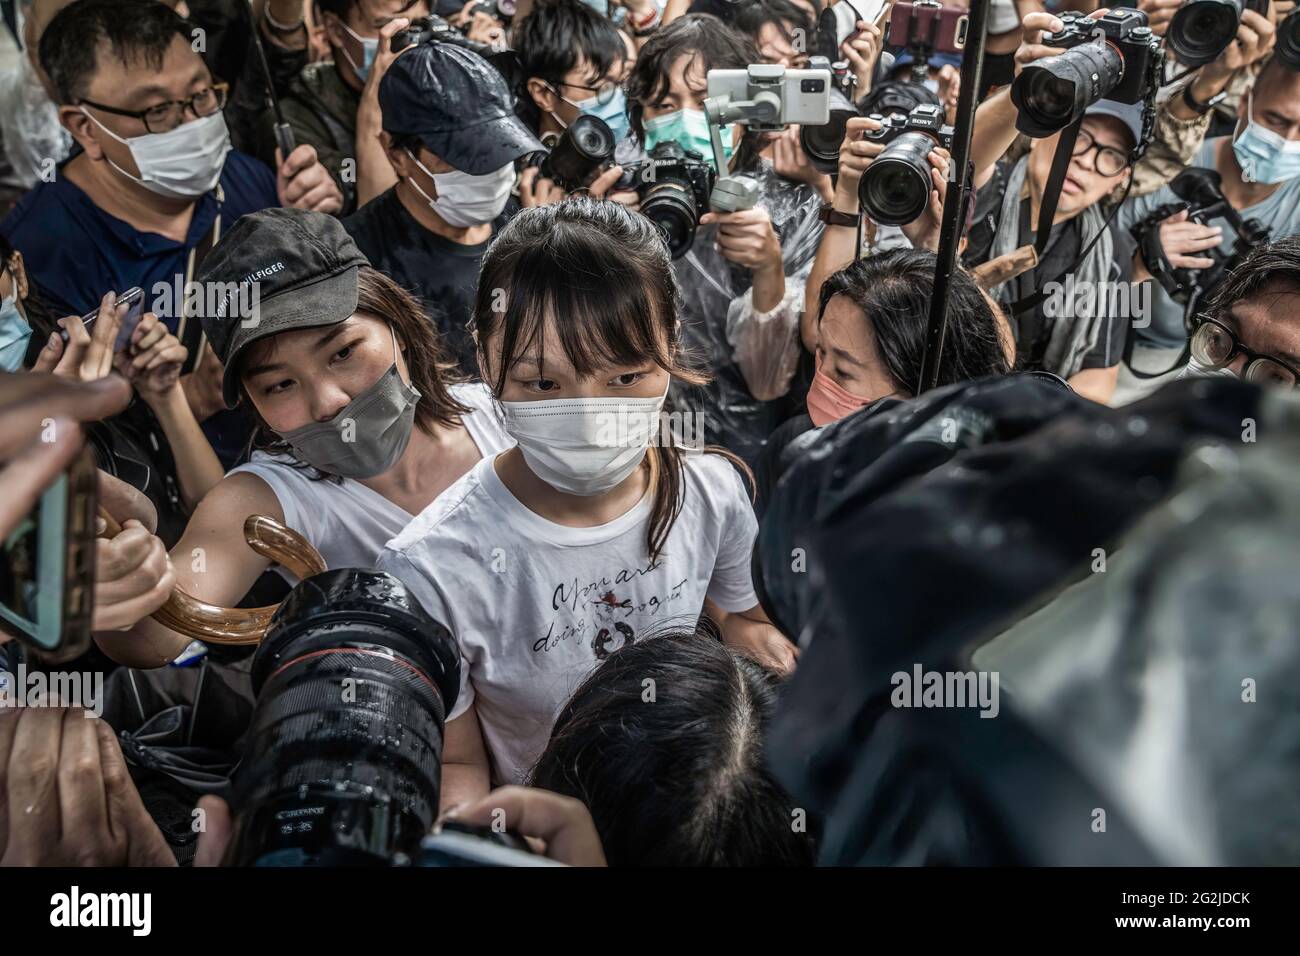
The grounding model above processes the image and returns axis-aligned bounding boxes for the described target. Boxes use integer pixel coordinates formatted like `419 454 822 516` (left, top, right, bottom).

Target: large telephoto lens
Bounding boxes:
1011 41 1123 137
540 115 615 190
641 180 699 258
801 88 858 174
1277 9 1300 69
225 569 461 866
1167 0 1243 68
859 131 936 226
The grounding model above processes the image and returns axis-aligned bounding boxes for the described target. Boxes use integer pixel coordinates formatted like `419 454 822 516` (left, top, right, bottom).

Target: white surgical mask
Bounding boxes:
499 387 670 496
81 108 231 200
405 150 514 228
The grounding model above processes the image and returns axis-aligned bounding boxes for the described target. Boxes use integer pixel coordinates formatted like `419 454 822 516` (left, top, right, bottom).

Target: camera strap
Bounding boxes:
1005 118 1088 316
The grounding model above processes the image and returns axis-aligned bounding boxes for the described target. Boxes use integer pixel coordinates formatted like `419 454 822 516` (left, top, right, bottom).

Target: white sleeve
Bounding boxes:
705 460 761 613
375 547 476 720
725 280 805 403
228 461 322 550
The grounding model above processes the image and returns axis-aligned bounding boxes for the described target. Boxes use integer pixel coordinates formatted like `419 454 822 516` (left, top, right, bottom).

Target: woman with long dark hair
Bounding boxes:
378 197 796 809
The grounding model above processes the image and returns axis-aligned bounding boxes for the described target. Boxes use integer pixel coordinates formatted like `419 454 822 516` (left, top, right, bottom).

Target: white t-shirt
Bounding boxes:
228 382 512 577
376 450 761 786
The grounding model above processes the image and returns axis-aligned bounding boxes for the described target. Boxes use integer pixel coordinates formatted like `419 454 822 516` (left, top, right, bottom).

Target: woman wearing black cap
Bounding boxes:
93 208 514 668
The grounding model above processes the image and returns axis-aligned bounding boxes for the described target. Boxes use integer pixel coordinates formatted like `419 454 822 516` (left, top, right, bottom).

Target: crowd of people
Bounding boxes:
2 0 1299 867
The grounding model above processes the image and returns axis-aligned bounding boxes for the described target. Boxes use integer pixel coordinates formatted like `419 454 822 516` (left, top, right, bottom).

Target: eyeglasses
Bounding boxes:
79 82 229 135
1071 128 1129 178
1191 315 1300 388
554 79 621 106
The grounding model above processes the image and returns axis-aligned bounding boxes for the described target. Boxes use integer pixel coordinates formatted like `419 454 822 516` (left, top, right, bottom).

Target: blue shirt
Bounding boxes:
1 149 277 322
1 150 278 466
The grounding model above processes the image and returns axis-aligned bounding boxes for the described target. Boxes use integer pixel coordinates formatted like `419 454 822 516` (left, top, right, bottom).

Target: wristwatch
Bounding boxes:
1182 82 1227 116
818 202 859 227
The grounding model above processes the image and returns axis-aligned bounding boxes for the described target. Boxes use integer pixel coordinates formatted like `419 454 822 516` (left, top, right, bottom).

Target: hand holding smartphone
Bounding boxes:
59 287 146 354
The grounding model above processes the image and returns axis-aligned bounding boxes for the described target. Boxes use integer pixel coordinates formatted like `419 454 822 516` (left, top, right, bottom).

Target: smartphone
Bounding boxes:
886 0 969 55
706 64 833 127
62 286 146 353
0 446 98 663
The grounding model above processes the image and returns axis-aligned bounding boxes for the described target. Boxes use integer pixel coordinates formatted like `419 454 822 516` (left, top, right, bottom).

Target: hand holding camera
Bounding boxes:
1137 0 1183 36
833 114 888 208
1200 6 1275 85
1156 208 1224 270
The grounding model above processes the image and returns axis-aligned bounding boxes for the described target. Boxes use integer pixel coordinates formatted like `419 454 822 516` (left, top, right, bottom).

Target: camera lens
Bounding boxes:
539 115 615 191
1168 0 1242 69
1276 10 1300 70
1011 41 1123 137
641 180 699 258
225 569 460 866
859 131 935 226
802 89 858 175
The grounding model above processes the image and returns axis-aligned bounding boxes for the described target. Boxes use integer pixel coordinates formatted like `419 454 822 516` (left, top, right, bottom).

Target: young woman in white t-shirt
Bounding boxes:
95 209 511 668
377 198 798 808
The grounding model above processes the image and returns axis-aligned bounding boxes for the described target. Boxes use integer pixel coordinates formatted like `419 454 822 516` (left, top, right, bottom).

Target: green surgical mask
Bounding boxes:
643 108 734 171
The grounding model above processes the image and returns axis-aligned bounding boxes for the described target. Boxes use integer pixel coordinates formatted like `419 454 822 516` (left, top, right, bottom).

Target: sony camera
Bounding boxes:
1010 8 1163 138
858 104 953 226
622 141 716 260
1167 0 1268 68
526 115 617 192
1131 167 1270 314
221 569 545 866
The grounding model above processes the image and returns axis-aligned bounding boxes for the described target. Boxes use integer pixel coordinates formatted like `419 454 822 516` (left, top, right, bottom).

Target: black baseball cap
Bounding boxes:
379 41 542 175
194 208 370 408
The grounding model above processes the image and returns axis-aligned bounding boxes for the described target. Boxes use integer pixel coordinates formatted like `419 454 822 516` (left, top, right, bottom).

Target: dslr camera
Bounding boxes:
391 14 499 57
1167 0 1268 68
221 569 550 866
1131 167 1270 312
1010 8 1163 138
622 141 716 260
526 115 617 192
858 104 953 226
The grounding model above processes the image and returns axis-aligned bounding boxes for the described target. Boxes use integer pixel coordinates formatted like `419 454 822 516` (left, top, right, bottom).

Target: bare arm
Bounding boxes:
353 19 410 208
93 472 283 668
706 599 798 675
1068 365 1120 405
440 704 492 813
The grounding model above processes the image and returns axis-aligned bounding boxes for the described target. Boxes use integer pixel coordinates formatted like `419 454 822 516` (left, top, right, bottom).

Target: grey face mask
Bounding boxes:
277 326 421 479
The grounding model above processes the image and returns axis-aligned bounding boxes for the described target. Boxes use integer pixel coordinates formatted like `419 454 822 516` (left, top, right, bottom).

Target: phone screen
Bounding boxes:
0 448 96 657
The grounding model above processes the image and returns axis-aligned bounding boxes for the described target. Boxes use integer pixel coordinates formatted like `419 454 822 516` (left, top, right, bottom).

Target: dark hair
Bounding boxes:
530 629 816 866
39 0 193 105
731 0 814 50
317 0 425 25
818 249 1010 395
244 266 468 475
473 197 751 563
514 0 627 133
625 14 766 173
1206 235 1300 325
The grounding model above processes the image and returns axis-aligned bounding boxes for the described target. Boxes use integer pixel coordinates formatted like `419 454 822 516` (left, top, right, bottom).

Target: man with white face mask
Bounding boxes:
343 41 541 374
1118 52 1300 402
0 0 340 466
